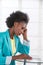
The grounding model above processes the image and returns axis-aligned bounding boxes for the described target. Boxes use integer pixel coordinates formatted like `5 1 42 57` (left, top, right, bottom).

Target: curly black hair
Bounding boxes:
6 11 29 28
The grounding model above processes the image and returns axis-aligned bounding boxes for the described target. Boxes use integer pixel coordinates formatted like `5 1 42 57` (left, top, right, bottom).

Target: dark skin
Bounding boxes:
9 21 32 60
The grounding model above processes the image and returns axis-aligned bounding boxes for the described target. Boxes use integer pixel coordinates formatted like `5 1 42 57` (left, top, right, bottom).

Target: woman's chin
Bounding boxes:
15 33 21 36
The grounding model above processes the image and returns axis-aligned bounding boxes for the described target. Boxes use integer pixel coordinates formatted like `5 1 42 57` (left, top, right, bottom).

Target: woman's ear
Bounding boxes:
14 22 19 27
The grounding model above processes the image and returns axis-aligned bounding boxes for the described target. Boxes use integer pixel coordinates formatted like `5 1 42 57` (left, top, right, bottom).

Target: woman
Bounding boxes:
0 11 32 65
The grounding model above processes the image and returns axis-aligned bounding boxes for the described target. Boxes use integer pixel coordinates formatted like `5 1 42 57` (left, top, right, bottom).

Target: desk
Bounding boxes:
16 58 43 65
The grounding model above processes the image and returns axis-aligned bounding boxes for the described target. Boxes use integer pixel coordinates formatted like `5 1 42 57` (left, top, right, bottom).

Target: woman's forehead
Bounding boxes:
19 22 27 27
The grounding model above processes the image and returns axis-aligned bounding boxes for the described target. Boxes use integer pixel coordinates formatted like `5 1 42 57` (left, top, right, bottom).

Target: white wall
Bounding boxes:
0 0 43 65
21 0 39 57
41 0 43 61
0 0 19 31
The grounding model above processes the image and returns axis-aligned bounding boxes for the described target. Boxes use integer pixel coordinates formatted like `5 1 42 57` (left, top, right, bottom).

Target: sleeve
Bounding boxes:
0 35 12 65
18 37 30 55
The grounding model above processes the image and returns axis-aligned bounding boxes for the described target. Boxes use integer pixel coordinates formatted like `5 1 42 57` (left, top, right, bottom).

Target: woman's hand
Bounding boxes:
12 54 32 60
22 28 28 41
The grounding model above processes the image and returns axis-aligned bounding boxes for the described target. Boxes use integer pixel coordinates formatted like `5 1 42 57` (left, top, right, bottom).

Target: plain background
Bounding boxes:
0 0 43 65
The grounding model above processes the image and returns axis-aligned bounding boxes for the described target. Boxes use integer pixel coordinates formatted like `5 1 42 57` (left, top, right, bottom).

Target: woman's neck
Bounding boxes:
9 28 14 39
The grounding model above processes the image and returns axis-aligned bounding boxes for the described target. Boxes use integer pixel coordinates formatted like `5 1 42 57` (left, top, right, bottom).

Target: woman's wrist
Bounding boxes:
23 37 29 41
23 36 28 41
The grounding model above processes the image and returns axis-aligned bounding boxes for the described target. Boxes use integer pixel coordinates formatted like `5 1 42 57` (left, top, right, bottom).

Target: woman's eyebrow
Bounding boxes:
22 27 24 29
22 27 26 29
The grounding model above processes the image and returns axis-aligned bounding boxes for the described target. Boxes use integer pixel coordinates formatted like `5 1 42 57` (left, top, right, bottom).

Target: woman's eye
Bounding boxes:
22 27 24 29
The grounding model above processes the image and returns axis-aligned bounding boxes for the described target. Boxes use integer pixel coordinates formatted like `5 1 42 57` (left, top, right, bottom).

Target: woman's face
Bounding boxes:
13 22 27 36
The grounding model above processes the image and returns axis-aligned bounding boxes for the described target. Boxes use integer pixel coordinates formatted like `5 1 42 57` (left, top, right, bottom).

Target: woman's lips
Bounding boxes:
16 33 21 36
